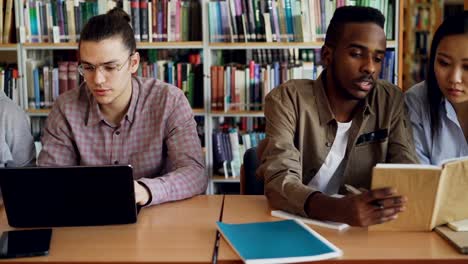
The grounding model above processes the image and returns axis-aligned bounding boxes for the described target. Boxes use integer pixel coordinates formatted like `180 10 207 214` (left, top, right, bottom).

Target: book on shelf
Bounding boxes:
3 0 13 43
217 219 343 264
0 65 21 106
208 0 396 43
0 0 16 44
25 59 78 110
136 51 204 108
212 125 265 178
370 157 468 231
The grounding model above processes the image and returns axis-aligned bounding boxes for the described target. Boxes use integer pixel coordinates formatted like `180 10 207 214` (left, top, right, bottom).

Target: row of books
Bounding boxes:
25 60 80 109
129 0 202 42
208 0 395 43
24 0 109 43
212 129 265 178
212 49 396 112
0 0 15 43
0 65 21 104
412 5 430 31
136 52 204 108
214 116 266 133
210 60 324 111
24 60 204 110
23 0 202 43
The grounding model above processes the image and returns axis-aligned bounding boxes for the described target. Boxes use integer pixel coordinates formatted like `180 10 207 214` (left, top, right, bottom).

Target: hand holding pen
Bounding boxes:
344 184 407 226
306 185 407 227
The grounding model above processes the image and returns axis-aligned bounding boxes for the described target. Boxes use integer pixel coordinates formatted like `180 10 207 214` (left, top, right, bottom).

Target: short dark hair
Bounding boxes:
426 11 468 137
325 6 385 46
79 8 136 54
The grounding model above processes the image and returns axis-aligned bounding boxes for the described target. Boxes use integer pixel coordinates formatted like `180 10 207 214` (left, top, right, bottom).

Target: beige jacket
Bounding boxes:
257 72 418 217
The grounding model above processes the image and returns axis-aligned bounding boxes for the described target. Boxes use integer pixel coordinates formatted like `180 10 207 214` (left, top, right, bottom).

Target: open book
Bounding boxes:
217 220 342 264
370 157 468 231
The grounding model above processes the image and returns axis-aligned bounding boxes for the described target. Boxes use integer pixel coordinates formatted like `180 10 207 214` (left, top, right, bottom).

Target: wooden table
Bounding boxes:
218 195 468 264
0 195 223 264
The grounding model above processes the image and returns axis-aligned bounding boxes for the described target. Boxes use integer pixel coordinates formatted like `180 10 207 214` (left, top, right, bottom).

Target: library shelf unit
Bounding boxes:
7 0 404 194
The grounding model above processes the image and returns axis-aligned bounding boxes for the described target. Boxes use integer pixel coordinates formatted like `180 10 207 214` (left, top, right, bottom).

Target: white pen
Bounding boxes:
345 184 384 209
344 184 362 195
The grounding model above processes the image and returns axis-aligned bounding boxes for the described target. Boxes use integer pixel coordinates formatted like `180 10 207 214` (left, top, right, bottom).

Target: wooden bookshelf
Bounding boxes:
26 109 51 117
137 41 203 49
23 42 78 50
212 175 240 183
211 110 264 117
14 0 405 196
402 0 443 90
210 40 397 50
0 44 18 51
23 41 203 50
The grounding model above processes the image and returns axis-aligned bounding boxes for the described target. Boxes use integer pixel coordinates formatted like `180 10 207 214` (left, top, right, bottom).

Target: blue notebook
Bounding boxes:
217 219 342 264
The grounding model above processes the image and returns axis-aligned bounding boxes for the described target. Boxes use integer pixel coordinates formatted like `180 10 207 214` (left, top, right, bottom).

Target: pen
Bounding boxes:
212 195 225 264
344 184 362 195
344 184 384 209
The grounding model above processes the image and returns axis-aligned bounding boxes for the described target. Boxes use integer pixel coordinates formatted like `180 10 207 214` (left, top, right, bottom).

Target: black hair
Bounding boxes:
426 11 468 137
79 8 136 54
325 6 385 47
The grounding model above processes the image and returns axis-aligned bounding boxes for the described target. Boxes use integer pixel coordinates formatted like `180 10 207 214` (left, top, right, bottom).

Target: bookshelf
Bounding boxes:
402 0 443 91
6 0 404 195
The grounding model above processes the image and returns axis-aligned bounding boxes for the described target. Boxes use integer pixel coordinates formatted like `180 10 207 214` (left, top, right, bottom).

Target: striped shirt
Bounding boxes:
38 76 207 206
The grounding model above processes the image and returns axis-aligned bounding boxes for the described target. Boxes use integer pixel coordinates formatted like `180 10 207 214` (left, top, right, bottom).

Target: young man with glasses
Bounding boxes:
38 8 207 207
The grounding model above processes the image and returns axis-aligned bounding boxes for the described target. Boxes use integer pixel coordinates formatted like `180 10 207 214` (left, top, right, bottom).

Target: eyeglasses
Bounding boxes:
78 54 133 77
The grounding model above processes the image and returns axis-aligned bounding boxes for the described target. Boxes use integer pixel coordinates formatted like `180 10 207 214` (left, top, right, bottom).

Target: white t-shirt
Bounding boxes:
308 121 352 192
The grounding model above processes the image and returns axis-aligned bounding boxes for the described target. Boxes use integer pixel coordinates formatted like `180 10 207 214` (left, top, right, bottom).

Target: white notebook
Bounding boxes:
271 210 349 231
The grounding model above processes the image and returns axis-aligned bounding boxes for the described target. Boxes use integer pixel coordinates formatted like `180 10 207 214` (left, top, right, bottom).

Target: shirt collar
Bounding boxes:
442 98 461 128
85 77 140 127
315 70 374 125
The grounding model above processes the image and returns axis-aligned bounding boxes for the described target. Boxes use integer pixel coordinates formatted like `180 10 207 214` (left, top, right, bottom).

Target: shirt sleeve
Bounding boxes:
38 104 79 166
5 107 36 167
386 92 419 164
256 85 317 217
138 93 207 205
404 91 431 164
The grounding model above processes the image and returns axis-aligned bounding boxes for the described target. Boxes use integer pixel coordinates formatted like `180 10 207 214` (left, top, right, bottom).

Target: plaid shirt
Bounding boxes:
38 76 207 206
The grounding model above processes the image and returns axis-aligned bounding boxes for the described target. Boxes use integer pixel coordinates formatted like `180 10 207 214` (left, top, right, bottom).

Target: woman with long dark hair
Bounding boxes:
405 11 468 165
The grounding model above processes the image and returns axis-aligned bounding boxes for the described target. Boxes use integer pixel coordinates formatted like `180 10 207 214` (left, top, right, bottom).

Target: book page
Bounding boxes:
370 166 442 231
433 159 468 227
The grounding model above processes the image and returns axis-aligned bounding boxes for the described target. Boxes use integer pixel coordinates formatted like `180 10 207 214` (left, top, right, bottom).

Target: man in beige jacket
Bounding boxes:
257 6 418 227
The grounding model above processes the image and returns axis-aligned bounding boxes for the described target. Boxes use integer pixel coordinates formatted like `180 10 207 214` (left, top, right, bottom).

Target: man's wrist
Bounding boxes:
137 181 152 206
305 192 342 222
